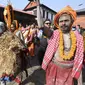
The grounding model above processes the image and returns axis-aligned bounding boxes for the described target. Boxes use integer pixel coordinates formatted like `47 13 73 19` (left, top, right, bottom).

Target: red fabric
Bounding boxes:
42 30 84 79
46 62 73 85
72 31 84 79
14 77 21 84
42 30 60 70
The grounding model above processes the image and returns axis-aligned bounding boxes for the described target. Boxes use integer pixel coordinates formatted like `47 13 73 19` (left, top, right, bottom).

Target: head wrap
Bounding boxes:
0 22 6 34
54 5 77 29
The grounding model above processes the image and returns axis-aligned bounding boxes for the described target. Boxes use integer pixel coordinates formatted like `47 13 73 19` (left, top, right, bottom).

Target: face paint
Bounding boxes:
58 14 72 33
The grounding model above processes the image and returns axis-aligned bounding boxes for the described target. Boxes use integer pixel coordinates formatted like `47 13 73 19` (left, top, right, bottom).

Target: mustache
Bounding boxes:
61 25 68 28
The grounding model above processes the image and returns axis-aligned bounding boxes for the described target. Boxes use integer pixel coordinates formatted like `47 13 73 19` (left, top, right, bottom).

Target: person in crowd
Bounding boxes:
18 23 23 30
76 24 82 34
24 23 37 57
0 21 7 36
36 19 53 65
21 23 40 66
42 6 84 85
10 20 25 45
38 19 53 39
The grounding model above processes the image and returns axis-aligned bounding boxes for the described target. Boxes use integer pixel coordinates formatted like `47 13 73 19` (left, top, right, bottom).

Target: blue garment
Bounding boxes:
37 30 43 39
72 27 76 31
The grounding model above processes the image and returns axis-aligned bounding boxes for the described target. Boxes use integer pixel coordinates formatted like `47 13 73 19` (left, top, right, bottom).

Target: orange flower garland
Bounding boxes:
59 30 76 60
4 5 14 29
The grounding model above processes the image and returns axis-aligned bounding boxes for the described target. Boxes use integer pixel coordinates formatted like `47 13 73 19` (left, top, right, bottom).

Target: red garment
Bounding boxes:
46 62 73 85
42 30 84 79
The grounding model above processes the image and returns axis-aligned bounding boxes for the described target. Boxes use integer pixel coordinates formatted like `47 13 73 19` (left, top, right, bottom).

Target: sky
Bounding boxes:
0 0 85 12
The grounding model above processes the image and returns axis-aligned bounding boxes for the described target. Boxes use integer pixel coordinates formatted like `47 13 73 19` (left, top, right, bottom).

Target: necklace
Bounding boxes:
59 30 76 60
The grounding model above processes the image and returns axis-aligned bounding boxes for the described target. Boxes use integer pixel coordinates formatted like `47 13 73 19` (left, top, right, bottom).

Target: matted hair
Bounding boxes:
0 31 25 76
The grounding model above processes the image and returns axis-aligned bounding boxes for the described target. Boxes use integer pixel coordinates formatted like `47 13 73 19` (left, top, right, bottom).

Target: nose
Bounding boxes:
62 21 65 25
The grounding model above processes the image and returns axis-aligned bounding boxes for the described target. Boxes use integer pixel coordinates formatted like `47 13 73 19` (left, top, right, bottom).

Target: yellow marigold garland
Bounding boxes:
59 30 76 60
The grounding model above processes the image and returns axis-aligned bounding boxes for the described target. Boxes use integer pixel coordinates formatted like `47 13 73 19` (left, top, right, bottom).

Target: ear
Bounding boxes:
72 19 74 24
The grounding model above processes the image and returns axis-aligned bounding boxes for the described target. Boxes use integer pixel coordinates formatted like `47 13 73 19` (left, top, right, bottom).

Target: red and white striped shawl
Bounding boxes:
42 30 84 79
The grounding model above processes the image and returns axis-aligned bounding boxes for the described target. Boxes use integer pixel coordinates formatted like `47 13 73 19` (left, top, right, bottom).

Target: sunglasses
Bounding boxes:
45 23 51 25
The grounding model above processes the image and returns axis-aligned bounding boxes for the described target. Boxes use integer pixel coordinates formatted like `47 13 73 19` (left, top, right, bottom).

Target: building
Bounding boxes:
23 1 57 24
1 2 85 29
0 4 36 27
73 8 85 28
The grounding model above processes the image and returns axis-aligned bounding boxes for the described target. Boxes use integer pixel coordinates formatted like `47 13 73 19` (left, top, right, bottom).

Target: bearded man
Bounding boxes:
42 6 84 85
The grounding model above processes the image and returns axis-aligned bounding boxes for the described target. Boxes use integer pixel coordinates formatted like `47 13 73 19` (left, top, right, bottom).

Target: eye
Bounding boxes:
59 20 63 23
65 20 69 22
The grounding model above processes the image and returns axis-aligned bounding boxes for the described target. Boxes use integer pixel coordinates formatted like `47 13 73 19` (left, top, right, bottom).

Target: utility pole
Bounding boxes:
36 0 43 28
28 0 43 27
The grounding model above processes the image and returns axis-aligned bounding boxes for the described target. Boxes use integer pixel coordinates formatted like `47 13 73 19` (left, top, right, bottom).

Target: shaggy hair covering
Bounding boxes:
0 31 24 77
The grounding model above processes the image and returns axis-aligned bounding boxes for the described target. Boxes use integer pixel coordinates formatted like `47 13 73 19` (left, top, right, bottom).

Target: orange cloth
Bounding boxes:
27 28 35 57
54 5 77 29
28 42 34 56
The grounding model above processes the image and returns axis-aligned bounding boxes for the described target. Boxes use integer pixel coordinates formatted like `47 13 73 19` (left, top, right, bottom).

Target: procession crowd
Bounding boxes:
0 5 85 85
